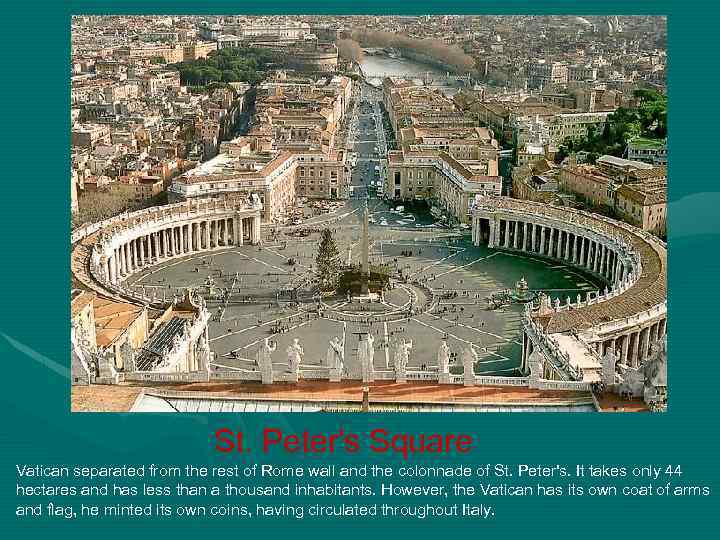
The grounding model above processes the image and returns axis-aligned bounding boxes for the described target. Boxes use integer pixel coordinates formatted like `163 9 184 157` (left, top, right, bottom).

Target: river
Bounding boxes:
359 52 460 96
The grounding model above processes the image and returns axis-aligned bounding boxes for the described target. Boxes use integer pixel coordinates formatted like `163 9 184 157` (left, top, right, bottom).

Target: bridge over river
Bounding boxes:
356 56 475 91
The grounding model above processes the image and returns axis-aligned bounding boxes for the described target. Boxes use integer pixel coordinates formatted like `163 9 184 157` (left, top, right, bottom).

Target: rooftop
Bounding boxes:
73 380 595 412
93 297 145 347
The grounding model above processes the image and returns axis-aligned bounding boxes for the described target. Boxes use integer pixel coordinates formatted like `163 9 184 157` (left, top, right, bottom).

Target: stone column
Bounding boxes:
605 247 615 283
579 238 586 268
131 239 137 269
238 217 244 246
116 247 123 275
650 323 659 348
152 232 159 260
593 243 599 273
253 215 261 244
539 226 545 255
573 235 580 264
612 253 619 283
620 334 630 365
129 240 136 271
138 237 144 266
204 221 211 249
180 225 186 254
523 222 529 251
549 228 555 258
556 230 562 258
108 254 117 283
595 244 600 274
600 245 606 276
628 332 639 367
641 326 651 362
563 231 570 260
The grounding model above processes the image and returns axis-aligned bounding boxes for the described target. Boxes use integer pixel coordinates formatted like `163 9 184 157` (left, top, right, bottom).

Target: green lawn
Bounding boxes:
629 137 665 150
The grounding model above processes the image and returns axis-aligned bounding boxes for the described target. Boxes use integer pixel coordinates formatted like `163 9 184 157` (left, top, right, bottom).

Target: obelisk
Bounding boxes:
361 203 369 293
361 204 369 274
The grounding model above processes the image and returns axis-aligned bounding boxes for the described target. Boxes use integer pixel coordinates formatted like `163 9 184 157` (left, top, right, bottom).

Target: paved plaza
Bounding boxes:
125 199 602 377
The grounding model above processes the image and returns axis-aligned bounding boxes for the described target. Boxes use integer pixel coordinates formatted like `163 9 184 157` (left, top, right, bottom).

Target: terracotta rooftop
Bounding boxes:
93 297 145 348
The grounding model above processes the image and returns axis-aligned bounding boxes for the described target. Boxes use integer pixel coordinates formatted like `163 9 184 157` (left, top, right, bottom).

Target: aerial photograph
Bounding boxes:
70 15 667 413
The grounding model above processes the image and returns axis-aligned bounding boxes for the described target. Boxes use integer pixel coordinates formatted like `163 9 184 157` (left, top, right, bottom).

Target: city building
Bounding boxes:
527 60 568 89
383 79 502 223
627 137 667 165
168 76 354 222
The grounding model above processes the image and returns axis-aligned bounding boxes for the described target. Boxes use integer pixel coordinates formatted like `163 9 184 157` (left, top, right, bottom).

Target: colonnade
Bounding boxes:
471 202 667 381
473 215 627 286
101 213 261 285
594 318 668 368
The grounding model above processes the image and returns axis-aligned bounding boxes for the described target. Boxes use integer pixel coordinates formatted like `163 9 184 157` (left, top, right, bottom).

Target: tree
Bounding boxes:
316 228 340 291
337 39 365 62
554 89 667 163
169 47 277 87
